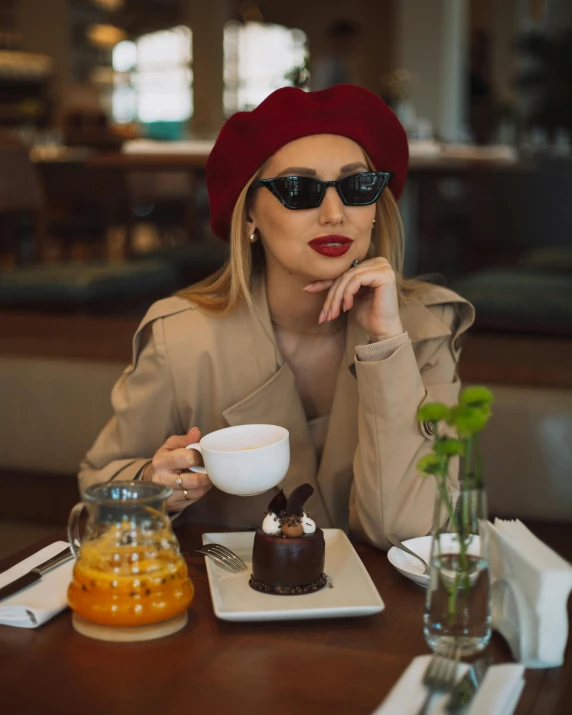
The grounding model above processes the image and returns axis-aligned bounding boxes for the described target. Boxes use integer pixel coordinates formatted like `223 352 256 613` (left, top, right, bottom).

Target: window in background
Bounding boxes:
224 21 307 115
112 26 192 138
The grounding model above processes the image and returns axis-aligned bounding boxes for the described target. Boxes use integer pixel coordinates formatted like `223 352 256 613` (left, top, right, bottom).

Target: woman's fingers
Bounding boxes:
162 426 201 452
319 265 366 321
153 445 201 473
158 468 213 511
167 483 212 511
322 259 394 321
303 279 335 293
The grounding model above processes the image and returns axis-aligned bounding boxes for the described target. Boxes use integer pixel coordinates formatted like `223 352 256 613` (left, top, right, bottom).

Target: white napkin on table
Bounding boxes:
0 541 74 628
372 655 525 715
488 519 572 667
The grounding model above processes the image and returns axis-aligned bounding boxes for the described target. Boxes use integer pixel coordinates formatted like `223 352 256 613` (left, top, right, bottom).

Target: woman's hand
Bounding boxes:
143 427 212 512
304 257 404 340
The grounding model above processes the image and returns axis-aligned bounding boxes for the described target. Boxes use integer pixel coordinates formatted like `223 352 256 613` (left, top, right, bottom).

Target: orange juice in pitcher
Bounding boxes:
67 482 193 641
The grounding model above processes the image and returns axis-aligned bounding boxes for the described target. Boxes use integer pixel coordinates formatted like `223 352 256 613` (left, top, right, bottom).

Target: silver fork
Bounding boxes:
416 646 459 715
195 543 248 574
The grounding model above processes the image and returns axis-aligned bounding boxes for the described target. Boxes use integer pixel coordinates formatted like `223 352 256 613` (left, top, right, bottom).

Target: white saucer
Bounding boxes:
387 536 432 587
387 535 482 588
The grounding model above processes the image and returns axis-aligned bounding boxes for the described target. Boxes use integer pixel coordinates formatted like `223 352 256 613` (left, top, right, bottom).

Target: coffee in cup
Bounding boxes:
185 424 289 496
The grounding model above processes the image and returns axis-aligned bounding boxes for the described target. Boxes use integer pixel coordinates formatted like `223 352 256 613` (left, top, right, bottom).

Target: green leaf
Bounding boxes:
434 437 465 457
459 386 494 409
448 405 491 437
417 453 443 475
417 403 451 424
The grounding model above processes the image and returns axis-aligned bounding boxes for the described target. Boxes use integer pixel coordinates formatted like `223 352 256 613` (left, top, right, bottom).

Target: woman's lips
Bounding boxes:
308 235 353 258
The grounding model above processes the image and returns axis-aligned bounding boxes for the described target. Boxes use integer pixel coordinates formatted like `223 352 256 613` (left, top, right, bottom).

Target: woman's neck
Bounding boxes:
265 267 343 337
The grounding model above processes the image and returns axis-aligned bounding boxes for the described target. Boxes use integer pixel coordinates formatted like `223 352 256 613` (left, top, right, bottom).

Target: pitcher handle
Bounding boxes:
67 502 87 559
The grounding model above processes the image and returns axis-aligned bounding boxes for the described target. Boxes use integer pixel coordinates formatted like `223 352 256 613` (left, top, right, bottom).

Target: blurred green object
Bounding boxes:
141 121 186 141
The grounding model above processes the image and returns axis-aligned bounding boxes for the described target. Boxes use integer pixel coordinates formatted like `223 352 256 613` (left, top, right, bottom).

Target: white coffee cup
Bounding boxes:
185 424 290 496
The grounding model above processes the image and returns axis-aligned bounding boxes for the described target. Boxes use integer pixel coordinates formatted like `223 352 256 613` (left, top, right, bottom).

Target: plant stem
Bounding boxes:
462 438 472 539
436 469 470 617
474 433 483 489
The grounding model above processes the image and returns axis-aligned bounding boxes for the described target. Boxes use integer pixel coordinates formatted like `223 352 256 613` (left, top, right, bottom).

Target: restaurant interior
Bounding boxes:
1 1 572 712
0 0 571 591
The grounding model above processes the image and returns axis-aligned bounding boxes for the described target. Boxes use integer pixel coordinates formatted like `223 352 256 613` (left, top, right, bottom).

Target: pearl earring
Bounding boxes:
249 232 257 243
372 218 376 227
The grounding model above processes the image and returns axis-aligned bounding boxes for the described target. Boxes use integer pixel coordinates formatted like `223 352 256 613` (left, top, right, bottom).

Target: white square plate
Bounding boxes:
201 529 384 622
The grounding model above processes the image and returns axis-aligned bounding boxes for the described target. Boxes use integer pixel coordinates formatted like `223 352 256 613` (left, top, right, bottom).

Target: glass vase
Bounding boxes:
424 482 491 656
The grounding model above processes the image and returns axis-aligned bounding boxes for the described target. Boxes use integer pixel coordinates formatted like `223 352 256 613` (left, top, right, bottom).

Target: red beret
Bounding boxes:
206 84 409 241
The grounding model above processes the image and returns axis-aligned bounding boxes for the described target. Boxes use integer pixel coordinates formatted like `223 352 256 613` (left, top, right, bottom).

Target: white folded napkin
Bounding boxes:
488 519 572 667
372 655 525 715
0 541 75 628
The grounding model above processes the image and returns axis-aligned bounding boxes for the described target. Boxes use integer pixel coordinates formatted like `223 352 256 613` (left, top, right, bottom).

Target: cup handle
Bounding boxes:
67 502 87 559
186 442 207 474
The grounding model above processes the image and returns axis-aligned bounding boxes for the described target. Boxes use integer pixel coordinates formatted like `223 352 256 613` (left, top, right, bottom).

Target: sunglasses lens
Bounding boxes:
339 173 388 204
271 177 324 209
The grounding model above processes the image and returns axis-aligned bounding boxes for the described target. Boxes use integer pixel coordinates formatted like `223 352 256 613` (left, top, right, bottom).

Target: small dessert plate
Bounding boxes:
387 534 482 588
201 529 384 622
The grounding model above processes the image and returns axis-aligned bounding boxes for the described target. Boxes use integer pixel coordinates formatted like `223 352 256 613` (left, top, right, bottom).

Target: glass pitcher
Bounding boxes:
67 481 194 640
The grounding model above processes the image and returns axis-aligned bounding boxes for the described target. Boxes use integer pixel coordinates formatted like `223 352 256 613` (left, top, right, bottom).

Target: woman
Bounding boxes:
79 85 474 550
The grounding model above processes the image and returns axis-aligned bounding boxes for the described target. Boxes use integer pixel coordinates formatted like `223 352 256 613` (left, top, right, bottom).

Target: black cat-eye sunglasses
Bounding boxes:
251 171 394 210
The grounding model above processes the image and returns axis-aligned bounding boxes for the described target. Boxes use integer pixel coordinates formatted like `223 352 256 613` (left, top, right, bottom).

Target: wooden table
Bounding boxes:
0 522 570 715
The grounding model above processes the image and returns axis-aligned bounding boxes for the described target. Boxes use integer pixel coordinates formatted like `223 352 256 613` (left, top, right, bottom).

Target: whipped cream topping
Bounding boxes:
302 512 316 534
262 510 316 535
262 512 282 535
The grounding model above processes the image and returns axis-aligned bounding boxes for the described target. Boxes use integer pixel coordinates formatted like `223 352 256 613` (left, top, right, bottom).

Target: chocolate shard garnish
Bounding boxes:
286 483 314 516
268 489 287 514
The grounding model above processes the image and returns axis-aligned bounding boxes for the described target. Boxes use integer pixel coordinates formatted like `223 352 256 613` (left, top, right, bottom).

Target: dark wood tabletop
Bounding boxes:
0 521 570 715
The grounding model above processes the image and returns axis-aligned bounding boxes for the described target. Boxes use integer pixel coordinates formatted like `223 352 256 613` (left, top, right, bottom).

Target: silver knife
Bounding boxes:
0 546 73 602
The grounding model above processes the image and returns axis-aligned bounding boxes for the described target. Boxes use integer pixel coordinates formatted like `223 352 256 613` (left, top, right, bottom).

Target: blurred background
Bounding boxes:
0 0 571 557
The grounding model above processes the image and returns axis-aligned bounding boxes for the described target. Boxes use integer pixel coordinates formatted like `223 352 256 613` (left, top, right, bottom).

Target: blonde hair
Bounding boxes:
178 160 428 314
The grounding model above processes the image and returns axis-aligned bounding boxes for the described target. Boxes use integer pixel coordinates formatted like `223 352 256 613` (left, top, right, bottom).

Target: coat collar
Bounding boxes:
246 272 455 368
400 297 453 343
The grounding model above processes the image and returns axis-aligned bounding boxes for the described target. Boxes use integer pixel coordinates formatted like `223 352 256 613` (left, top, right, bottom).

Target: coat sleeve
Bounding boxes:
77 316 184 495
348 300 474 550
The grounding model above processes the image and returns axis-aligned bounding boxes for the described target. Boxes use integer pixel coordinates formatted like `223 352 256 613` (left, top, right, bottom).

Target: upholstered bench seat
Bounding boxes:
0 260 179 310
140 240 227 284
453 268 572 333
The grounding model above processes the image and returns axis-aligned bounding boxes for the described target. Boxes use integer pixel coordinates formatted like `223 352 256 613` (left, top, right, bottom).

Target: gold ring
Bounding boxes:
183 489 190 500
175 476 183 487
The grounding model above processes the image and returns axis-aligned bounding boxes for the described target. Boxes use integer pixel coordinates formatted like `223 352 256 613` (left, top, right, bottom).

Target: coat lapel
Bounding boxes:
221 275 329 524
314 296 455 526
315 311 365 523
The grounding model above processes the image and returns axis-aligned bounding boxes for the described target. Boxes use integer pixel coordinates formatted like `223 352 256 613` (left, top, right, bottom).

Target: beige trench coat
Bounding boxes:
79 276 474 550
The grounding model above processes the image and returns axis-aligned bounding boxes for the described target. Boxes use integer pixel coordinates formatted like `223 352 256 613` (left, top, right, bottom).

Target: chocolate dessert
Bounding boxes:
249 484 327 595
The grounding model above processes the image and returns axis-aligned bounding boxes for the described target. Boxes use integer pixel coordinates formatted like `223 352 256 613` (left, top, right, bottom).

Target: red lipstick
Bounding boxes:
308 235 353 258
